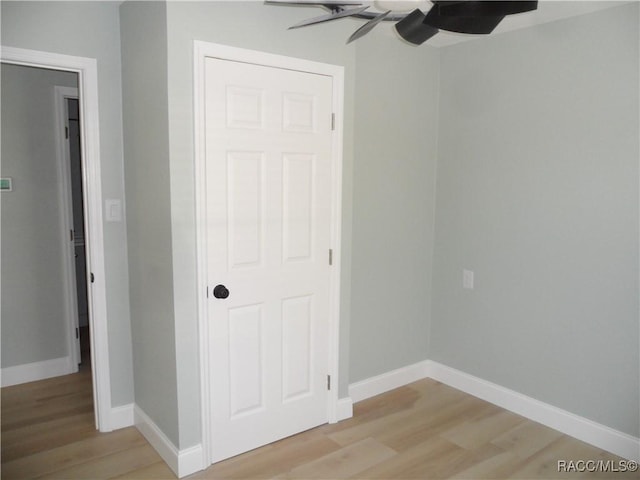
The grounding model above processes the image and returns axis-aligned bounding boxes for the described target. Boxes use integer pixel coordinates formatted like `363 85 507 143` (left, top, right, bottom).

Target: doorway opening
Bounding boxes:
0 63 91 390
0 46 112 431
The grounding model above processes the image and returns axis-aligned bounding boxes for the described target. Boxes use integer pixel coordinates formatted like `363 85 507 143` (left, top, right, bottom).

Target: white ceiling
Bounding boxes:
359 0 630 47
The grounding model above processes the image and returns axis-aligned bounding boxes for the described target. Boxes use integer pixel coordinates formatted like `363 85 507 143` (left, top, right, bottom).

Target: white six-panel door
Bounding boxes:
204 57 334 462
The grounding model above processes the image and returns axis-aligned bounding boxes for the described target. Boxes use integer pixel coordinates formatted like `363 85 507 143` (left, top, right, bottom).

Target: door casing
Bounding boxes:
193 40 345 467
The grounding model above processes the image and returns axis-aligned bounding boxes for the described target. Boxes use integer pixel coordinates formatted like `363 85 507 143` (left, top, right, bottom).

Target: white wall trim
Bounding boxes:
179 444 206 479
135 405 179 475
134 405 204 478
336 397 354 421
1 356 75 387
349 360 431 403
1 46 112 432
110 403 134 431
347 359 639 462
425 361 640 462
193 40 345 468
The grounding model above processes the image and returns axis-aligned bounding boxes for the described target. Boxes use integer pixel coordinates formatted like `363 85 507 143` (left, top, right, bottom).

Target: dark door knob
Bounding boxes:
213 284 229 299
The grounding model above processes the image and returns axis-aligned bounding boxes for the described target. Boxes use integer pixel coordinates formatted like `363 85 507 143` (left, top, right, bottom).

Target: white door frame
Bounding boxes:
1 46 112 431
193 40 344 467
53 85 82 370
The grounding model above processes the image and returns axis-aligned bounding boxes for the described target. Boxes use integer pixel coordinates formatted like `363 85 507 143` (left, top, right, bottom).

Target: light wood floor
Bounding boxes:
2 367 636 479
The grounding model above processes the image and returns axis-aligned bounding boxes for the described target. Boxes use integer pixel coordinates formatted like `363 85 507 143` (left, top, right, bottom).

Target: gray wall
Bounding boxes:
1 64 78 368
1 1 134 406
120 1 179 444
431 3 639 436
350 33 439 382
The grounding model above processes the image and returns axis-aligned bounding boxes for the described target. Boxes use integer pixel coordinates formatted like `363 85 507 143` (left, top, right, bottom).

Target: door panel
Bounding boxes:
227 151 265 269
283 153 315 262
228 304 264 418
226 86 264 129
282 294 313 402
283 93 316 133
205 57 333 463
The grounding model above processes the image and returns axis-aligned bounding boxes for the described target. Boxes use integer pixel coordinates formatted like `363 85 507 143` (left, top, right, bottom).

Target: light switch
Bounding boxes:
105 199 122 222
463 269 474 290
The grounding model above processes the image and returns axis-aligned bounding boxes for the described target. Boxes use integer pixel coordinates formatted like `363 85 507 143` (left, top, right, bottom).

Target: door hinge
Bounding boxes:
331 113 335 131
75 327 79 339
327 375 331 390
65 126 69 139
206 285 209 298
90 272 95 283
70 229 74 242
329 249 333 266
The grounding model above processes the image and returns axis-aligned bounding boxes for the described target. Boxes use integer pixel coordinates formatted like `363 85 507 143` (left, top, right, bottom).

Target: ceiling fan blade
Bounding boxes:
265 0 363 6
347 10 391 43
434 1 538 17
424 8 504 34
395 9 438 45
289 6 369 29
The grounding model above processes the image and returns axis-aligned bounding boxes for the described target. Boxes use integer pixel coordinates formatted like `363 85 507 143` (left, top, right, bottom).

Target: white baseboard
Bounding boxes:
179 443 206 477
134 404 204 478
347 359 639 462
110 403 134 430
335 396 353 422
1 356 76 387
425 361 640 463
349 360 430 403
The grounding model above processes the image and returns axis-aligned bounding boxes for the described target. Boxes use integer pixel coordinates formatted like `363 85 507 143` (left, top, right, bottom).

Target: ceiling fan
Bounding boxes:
265 0 538 45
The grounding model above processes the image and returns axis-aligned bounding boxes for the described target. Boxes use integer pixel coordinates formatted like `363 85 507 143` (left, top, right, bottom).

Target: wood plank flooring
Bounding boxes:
2 367 636 479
